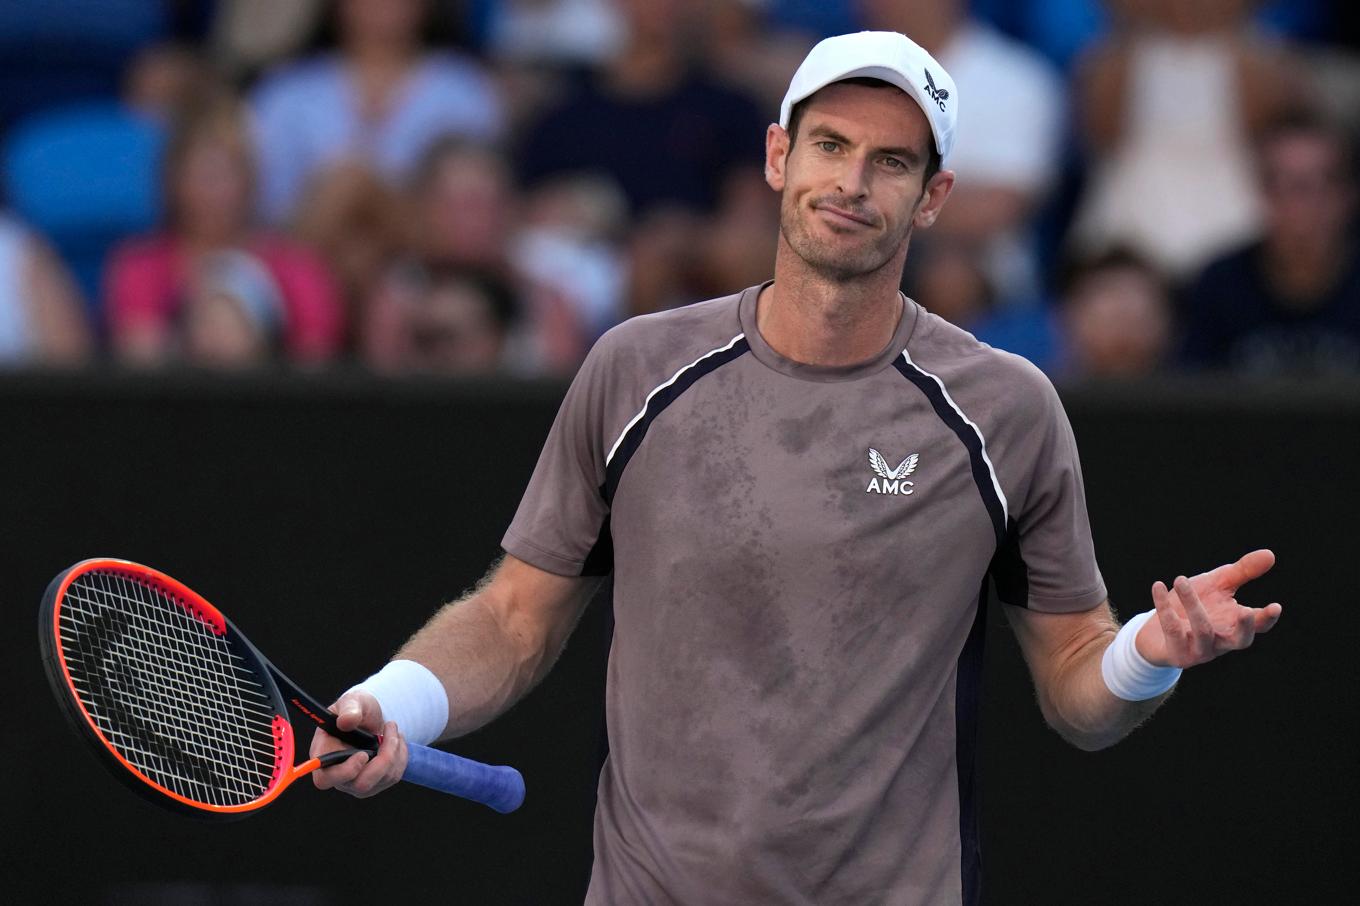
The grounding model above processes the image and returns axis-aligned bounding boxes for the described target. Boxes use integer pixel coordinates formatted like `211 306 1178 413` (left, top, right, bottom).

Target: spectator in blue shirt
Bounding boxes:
516 0 763 218
250 0 503 224
1183 113 1360 375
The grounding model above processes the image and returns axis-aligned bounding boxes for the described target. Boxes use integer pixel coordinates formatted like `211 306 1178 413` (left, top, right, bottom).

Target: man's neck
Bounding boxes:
1263 234 1347 307
345 41 415 74
757 242 907 367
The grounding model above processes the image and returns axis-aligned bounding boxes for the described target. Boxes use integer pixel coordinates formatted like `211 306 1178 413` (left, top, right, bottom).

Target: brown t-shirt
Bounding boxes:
503 284 1107 905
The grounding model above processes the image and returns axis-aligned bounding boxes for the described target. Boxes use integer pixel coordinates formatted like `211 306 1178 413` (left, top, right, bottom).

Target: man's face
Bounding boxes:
1259 131 1354 247
765 83 952 282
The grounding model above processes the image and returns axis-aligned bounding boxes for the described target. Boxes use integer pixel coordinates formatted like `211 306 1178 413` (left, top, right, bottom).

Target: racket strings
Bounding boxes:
63 572 276 803
63 577 266 783
57 571 282 807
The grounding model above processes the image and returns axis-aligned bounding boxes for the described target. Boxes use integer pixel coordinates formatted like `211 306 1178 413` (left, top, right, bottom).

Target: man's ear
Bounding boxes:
765 123 789 192
913 169 956 230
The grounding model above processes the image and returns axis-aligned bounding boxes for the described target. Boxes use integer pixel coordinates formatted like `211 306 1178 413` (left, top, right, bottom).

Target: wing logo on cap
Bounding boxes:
924 68 949 112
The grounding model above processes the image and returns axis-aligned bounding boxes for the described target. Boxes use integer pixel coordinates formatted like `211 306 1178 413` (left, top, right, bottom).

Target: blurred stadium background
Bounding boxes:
4 1 1357 904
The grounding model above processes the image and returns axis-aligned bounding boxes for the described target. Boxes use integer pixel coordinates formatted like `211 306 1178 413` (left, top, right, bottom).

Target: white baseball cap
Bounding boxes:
778 31 958 163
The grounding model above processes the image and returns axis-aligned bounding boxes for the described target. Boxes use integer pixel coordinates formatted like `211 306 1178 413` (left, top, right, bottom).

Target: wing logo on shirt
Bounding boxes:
866 448 918 496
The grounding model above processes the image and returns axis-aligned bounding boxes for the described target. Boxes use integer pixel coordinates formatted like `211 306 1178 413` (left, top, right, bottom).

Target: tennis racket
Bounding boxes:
39 558 525 818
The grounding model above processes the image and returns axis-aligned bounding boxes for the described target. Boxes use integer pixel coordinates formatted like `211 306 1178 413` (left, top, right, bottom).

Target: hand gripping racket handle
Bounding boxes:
402 743 526 813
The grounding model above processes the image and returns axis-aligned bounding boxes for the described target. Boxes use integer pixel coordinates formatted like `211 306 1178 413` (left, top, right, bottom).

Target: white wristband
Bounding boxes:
347 659 449 747
1101 610 1182 701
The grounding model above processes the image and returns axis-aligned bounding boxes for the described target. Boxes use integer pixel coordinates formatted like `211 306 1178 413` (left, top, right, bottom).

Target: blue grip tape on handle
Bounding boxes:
401 743 526 813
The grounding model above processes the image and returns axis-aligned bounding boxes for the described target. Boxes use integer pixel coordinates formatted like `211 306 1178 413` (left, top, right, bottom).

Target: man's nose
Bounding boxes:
836 155 872 199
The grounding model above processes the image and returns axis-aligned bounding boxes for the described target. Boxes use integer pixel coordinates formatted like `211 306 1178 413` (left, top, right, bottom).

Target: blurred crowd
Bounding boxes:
0 0 1357 379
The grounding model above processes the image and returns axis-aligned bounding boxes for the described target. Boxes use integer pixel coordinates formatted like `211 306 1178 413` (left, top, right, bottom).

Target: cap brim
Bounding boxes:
780 64 944 158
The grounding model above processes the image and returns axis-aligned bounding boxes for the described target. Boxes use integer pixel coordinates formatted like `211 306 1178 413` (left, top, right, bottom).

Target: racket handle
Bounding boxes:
401 743 526 813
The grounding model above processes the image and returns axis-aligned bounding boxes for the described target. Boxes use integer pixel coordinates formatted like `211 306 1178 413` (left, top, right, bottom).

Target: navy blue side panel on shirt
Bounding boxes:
957 580 989 906
581 515 615 576
893 355 1024 904
989 517 1029 608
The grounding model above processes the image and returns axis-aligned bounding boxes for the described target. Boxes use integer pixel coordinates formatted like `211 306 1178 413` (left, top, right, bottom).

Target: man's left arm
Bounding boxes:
1004 549 1284 751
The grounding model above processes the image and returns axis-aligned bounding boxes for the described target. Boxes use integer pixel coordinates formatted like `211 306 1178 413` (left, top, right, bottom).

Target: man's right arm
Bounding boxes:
310 553 601 796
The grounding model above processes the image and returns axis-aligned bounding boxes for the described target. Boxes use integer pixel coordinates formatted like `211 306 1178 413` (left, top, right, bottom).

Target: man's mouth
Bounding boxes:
815 204 876 228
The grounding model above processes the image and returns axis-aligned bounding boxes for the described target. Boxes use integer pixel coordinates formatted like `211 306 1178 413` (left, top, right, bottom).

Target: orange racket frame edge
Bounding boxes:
39 558 373 820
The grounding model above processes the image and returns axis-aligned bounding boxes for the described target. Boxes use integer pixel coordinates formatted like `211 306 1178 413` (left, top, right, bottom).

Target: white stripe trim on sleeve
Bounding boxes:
900 349 1009 525
605 333 746 466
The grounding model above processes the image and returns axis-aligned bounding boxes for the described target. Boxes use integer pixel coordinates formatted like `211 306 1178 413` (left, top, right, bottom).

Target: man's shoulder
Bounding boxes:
590 291 747 365
554 291 749 447
908 304 1060 419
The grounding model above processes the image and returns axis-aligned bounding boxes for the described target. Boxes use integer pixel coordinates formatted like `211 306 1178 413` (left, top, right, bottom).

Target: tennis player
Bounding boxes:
313 31 1283 904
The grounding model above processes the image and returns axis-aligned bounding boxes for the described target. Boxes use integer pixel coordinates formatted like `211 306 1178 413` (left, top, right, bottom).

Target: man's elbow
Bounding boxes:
1053 724 1125 752
1038 699 1132 752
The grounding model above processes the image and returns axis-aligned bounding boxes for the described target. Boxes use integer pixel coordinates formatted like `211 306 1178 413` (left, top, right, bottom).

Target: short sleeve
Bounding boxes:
501 338 614 576
993 368 1107 613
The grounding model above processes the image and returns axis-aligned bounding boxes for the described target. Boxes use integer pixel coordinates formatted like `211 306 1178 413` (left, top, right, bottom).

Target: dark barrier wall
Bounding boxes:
5 372 1356 905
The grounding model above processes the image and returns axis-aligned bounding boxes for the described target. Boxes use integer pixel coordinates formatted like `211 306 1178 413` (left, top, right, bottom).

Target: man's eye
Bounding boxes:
817 141 839 153
883 157 905 169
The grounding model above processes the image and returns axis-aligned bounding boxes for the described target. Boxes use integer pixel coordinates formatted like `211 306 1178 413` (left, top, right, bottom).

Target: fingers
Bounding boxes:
1172 573 1285 661
333 691 382 733
311 748 370 791
334 698 364 732
1176 575 1275 659
1218 549 1276 591
311 721 408 797
309 720 358 791
1229 606 1257 651
1255 602 1283 633
310 691 386 792
1150 579 1187 649
310 724 336 760
1173 576 1217 660
345 721 408 798
1154 576 1232 666
1212 601 1283 653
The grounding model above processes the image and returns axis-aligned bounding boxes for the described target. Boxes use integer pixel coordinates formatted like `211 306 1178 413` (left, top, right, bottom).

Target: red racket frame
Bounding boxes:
40 558 377 819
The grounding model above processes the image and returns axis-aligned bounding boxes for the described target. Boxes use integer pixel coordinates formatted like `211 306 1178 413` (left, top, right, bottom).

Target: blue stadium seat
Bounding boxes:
0 0 168 131
2 102 164 306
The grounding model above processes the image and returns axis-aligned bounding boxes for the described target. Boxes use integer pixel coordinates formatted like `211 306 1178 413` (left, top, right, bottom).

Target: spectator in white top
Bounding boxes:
858 0 1066 305
0 216 92 367
1069 0 1295 282
250 0 503 224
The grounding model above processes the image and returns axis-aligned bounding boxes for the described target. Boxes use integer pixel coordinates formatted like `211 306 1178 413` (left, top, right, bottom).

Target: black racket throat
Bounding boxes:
267 663 380 760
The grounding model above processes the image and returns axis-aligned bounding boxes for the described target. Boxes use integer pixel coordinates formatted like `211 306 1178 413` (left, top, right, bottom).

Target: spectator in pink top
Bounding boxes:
105 96 344 366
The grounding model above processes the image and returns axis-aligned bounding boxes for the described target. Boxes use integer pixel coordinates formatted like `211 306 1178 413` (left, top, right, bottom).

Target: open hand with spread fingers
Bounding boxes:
1135 549 1284 668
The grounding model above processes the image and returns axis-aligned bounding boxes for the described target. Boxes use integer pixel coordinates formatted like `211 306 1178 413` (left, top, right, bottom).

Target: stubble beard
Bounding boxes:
779 191 914 283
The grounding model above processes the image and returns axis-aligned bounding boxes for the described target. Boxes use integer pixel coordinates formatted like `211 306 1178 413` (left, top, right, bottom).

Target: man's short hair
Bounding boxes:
785 77 942 185
1056 246 1166 303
